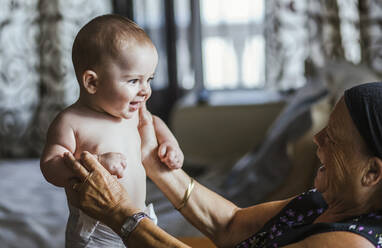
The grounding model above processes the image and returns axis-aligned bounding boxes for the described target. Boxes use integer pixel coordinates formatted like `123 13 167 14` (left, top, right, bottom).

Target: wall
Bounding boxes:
170 90 286 167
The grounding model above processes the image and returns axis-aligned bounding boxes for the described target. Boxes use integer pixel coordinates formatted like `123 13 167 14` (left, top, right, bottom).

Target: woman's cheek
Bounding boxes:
328 155 348 194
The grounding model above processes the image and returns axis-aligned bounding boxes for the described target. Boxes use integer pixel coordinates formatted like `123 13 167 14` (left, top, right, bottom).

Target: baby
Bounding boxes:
40 14 183 247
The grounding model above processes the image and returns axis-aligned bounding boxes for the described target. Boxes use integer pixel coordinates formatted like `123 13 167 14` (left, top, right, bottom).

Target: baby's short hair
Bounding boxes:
72 14 153 83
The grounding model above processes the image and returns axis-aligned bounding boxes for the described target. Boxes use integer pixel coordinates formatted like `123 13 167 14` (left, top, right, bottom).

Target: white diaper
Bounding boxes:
66 203 157 247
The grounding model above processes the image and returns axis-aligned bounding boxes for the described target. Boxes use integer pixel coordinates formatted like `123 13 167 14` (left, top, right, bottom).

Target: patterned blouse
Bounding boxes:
235 189 382 248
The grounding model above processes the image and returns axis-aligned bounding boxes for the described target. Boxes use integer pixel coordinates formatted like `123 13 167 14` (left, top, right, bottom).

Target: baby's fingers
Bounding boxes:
116 166 125 178
167 150 176 161
107 165 125 178
162 151 181 169
121 159 128 170
158 144 167 158
170 157 182 169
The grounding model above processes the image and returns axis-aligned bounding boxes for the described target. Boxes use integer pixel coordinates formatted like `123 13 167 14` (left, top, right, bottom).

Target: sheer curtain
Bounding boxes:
0 0 111 157
1 0 382 157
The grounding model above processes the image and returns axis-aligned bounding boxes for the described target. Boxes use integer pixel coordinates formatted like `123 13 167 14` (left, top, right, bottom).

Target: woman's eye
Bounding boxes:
325 132 335 144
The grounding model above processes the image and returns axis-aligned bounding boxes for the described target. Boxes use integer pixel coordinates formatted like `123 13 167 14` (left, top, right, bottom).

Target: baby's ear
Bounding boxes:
82 70 98 94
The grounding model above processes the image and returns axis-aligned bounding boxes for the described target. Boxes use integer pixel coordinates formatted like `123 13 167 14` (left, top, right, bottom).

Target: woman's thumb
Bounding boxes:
138 102 152 126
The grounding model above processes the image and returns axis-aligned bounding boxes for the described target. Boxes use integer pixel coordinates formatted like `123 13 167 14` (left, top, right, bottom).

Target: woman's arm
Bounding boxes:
146 156 290 247
282 231 375 248
127 218 190 248
139 104 291 247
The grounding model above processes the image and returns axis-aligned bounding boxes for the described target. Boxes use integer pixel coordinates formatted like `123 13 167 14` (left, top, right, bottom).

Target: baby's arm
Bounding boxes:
152 115 184 169
40 113 76 187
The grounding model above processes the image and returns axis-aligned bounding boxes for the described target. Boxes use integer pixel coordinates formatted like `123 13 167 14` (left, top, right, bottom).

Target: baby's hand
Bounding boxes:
97 152 127 178
158 142 184 169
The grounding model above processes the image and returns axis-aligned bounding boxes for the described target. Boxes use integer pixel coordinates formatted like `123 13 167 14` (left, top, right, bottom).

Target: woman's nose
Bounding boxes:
313 128 324 146
313 133 318 145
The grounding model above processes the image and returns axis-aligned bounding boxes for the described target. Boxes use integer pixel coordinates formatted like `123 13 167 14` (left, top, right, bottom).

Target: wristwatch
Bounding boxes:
121 212 151 240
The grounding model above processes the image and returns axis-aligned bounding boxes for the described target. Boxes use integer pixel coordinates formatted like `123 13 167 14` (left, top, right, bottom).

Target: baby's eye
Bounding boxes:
147 77 154 83
128 79 138 84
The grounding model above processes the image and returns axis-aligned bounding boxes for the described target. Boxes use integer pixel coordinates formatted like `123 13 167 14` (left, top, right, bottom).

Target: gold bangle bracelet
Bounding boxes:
176 177 195 211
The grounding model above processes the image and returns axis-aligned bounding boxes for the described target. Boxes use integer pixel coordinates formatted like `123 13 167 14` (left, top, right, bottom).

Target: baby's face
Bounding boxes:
94 44 158 119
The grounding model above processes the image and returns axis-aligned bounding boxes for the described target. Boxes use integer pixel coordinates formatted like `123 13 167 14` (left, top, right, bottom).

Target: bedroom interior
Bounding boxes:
0 0 381 247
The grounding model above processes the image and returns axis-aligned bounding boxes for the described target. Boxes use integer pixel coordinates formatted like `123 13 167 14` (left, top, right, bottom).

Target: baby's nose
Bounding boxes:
140 83 150 94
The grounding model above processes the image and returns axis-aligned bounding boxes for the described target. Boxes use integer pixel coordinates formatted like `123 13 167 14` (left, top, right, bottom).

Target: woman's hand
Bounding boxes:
63 151 137 233
138 103 164 176
63 151 191 247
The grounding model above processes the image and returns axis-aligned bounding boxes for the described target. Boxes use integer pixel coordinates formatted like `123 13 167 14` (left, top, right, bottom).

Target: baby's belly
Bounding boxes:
74 146 146 209
118 162 147 210
73 124 146 209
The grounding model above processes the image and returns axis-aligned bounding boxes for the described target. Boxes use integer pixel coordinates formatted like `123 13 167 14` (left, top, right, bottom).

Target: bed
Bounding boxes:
0 159 203 248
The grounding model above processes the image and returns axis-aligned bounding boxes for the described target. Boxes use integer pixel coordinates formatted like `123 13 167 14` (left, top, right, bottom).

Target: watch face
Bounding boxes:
125 216 138 231
122 212 149 235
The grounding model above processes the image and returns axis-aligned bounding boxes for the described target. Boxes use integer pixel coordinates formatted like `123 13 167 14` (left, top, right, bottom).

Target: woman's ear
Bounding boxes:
82 70 98 94
362 157 382 186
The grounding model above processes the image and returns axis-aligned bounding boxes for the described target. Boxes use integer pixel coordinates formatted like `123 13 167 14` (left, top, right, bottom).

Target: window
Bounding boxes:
133 0 168 90
200 0 265 90
122 0 376 95
132 0 267 91
337 0 361 64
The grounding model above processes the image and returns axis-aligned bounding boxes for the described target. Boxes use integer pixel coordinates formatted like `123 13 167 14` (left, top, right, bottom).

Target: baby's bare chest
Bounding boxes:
73 119 141 160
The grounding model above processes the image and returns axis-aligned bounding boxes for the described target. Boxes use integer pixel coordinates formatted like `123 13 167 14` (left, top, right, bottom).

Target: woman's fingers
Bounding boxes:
68 177 83 192
65 178 81 208
63 152 89 181
138 103 158 161
138 102 152 126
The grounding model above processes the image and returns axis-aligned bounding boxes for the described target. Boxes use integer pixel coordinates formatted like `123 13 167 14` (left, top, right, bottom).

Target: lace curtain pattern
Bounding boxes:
266 0 382 91
1 0 381 158
0 0 111 157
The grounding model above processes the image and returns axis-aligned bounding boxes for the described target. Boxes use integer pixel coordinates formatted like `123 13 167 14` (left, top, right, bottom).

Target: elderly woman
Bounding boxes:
64 82 382 248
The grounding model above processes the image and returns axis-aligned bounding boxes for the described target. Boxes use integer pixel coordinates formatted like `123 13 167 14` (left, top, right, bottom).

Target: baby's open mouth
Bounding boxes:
130 101 140 106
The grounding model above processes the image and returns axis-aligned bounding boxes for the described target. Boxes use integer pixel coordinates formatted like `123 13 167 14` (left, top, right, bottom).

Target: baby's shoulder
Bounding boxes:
48 105 83 130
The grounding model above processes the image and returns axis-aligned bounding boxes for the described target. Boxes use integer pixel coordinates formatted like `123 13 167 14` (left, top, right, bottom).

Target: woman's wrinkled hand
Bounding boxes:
63 151 133 229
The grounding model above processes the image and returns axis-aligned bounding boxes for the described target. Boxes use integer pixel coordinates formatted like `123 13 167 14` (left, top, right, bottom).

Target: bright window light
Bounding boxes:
337 0 361 64
201 0 264 25
200 0 265 90
203 38 238 89
242 36 265 88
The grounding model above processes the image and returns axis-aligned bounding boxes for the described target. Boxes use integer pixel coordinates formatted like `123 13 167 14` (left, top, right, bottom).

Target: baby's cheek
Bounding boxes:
145 89 152 101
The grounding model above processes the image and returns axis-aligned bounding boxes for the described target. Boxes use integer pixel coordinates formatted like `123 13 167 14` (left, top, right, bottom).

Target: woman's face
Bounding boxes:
313 97 370 199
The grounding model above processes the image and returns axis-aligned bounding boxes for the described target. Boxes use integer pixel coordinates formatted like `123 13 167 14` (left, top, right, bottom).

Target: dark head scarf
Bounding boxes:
344 82 382 159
